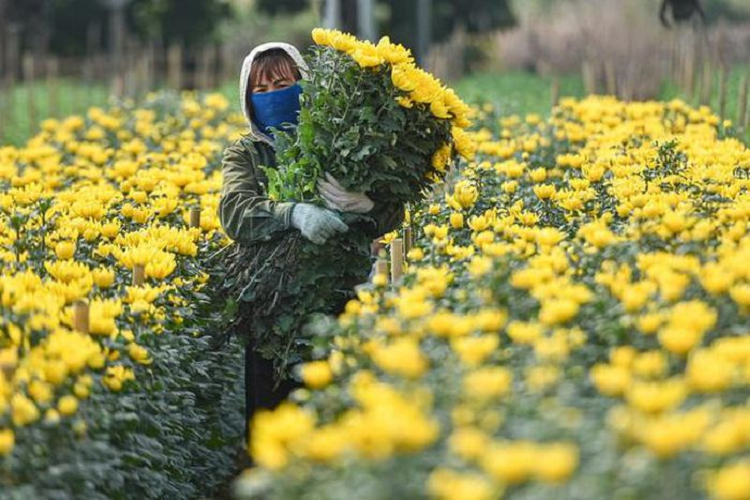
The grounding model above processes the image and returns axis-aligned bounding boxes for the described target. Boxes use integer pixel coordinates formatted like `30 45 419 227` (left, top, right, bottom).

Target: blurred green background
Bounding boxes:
1 0 749 145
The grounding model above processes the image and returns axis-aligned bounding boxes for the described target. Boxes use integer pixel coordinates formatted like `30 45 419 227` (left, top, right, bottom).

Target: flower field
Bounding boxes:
0 92 247 498
237 98 750 500
2 60 750 500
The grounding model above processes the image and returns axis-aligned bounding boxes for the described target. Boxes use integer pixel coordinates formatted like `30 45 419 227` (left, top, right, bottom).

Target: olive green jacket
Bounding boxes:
218 134 405 246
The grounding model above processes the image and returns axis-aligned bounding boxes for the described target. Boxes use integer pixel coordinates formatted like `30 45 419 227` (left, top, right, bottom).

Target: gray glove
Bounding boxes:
291 203 348 245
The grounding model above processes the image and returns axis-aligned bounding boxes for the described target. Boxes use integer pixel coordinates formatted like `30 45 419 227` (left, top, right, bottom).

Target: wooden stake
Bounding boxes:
390 238 403 284
0 361 15 382
700 63 713 107
737 73 748 132
189 207 201 229
684 42 696 96
582 59 596 96
550 77 560 109
218 42 229 86
146 41 156 94
133 264 145 286
403 226 413 255
46 56 59 118
197 45 213 89
375 258 388 282
4 26 20 87
23 53 35 138
137 51 151 99
743 75 750 132
0 84 6 144
73 300 90 334
604 61 616 96
693 62 703 107
167 43 182 90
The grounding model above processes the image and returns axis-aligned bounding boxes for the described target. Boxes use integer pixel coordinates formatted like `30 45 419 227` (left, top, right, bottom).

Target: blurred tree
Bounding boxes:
129 0 232 46
382 0 515 52
48 0 107 55
701 0 750 23
5 0 232 57
275 1 516 46
7 0 54 55
256 0 311 15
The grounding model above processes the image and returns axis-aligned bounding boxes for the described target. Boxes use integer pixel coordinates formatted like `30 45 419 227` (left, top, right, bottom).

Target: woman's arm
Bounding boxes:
218 139 296 245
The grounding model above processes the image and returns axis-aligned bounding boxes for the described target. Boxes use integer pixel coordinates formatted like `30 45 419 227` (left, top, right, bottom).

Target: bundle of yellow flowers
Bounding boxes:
264 28 475 204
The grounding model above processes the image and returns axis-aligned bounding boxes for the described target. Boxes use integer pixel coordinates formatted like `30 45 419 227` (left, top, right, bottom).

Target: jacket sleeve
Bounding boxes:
218 139 296 245
364 199 405 239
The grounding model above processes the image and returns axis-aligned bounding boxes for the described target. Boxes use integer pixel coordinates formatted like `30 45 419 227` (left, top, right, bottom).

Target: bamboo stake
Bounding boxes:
133 264 145 286
737 73 748 132
550 77 560 110
189 207 201 229
390 238 403 284
73 300 90 334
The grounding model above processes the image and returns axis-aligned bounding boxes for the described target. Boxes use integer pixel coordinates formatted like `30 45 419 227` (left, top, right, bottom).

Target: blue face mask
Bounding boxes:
250 83 302 138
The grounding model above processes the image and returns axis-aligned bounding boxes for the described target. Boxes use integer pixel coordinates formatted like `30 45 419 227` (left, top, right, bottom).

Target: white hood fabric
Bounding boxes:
239 42 309 145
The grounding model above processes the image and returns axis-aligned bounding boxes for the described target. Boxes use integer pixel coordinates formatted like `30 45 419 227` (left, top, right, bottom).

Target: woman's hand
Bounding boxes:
317 173 374 214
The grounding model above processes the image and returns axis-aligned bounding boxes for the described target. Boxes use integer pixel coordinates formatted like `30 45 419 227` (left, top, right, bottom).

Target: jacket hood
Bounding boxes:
239 42 308 145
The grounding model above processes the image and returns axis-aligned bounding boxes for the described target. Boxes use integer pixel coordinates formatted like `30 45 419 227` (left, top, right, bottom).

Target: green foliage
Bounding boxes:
210 213 374 382
0 80 110 147
455 71 585 117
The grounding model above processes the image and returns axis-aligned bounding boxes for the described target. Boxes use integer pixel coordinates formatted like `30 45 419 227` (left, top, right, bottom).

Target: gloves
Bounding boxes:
317 172 375 214
290 202 348 245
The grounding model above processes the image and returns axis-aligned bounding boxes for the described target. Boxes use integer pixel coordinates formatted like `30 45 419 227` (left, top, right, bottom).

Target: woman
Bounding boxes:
218 42 404 449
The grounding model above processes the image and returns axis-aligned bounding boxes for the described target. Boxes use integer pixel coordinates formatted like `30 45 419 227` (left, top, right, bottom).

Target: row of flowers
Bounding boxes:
0 92 246 498
237 96 750 500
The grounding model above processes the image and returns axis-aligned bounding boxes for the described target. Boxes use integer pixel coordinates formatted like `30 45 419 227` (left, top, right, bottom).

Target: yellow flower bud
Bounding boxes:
55 240 76 260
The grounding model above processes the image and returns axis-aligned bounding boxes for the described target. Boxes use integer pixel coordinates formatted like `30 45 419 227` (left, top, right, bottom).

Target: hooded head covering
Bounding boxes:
239 42 309 145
